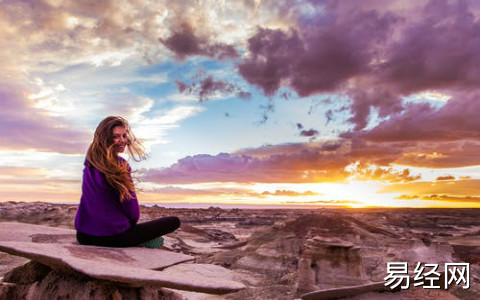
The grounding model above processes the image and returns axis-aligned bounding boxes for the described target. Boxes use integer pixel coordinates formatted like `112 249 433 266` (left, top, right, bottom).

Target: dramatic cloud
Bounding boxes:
345 94 480 142
236 0 480 132
141 135 480 186
141 147 350 184
377 0 480 94
2 0 480 207
238 9 397 96
140 140 414 184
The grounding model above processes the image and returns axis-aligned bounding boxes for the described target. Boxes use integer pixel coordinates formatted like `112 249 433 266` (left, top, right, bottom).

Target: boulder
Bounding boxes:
2 262 181 300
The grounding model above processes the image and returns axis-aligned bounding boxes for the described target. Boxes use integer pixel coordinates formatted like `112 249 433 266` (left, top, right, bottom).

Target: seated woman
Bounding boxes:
75 116 180 248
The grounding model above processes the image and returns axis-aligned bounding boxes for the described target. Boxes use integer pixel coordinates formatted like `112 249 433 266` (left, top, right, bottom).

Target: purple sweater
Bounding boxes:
75 157 140 236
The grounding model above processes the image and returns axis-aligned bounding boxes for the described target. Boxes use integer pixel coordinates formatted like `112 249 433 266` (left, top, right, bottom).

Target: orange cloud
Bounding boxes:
436 175 455 181
382 179 480 197
397 194 480 203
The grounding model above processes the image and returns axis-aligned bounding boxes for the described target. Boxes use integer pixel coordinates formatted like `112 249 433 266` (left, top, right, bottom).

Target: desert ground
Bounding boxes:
0 201 479 299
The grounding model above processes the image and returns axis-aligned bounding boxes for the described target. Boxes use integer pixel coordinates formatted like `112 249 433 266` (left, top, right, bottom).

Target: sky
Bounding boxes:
2 0 480 208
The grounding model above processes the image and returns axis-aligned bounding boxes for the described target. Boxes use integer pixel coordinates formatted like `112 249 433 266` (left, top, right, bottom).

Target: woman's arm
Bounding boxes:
118 160 140 224
120 192 140 225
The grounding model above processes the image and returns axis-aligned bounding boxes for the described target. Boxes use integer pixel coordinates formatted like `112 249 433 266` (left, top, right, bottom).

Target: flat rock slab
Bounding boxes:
0 222 192 271
0 222 77 243
0 241 194 271
0 241 245 294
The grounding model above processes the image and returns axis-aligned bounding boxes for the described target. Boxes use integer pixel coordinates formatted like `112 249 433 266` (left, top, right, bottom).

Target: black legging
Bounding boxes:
76 216 181 247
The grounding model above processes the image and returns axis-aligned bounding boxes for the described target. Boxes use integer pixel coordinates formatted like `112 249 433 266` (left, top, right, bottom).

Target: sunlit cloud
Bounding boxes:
2 0 480 207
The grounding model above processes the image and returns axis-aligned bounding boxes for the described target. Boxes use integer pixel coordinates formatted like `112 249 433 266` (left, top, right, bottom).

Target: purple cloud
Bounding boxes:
0 81 89 154
176 75 251 102
236 1 480 133
344 93 480 142
159 23 238 60
237 9 397 97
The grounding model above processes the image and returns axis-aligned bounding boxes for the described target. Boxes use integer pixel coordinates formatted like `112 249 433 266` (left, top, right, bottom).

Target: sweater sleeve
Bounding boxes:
118 160 140 224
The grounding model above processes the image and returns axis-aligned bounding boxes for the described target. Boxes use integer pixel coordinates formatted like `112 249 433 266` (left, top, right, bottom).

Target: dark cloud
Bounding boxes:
436 175 455 181
343 94 480 142
347 88 404 131
300 129 319 137
236 0 480 133
159 23 238 60
176 74 251 102
237 9 397 97
296 123 319 138
377 0 480 94
396 141 480 168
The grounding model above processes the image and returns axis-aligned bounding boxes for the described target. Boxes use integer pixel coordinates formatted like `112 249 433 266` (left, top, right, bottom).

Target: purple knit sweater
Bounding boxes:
75 157 139 236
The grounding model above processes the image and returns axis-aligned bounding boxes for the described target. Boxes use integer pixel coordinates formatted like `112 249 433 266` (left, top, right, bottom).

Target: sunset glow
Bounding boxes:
2 0 480 208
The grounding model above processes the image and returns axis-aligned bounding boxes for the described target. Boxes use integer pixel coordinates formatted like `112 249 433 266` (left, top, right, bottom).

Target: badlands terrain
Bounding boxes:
0 201 479 299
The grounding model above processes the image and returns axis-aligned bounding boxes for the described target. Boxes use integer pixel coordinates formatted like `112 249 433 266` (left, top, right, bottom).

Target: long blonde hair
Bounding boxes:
86 116 146 202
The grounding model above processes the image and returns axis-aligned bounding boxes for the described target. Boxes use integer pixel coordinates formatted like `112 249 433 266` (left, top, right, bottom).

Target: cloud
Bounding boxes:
0 80 90 154
436 175 455 181
377 0 480 94
344 94 480 142
176 74 251 102
159 23 238 60
235 0 480 133
382 179 480 197
299 129 319 137
140 148 349 184
350 164 421 182
260 190 318 197
140 139 411 184
145 186 318 199
238 7 398 96
140 133 480 185
397 194 480 203
395 141 480 168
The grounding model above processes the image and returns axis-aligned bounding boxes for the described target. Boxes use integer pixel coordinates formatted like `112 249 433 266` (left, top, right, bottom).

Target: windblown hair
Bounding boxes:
86 116 147 202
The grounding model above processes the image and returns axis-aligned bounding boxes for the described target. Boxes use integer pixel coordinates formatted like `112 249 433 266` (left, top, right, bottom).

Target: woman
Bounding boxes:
75 116 180 247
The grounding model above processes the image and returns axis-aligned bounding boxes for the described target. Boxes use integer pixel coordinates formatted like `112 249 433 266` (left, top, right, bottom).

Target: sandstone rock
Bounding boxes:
0 222 76 244
300 282 392 300
0 240 193 271
236 219 274 227
3 261 51 284
235 232 302 279
3 262 182 300
296 243 368 292
0 241 244 294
